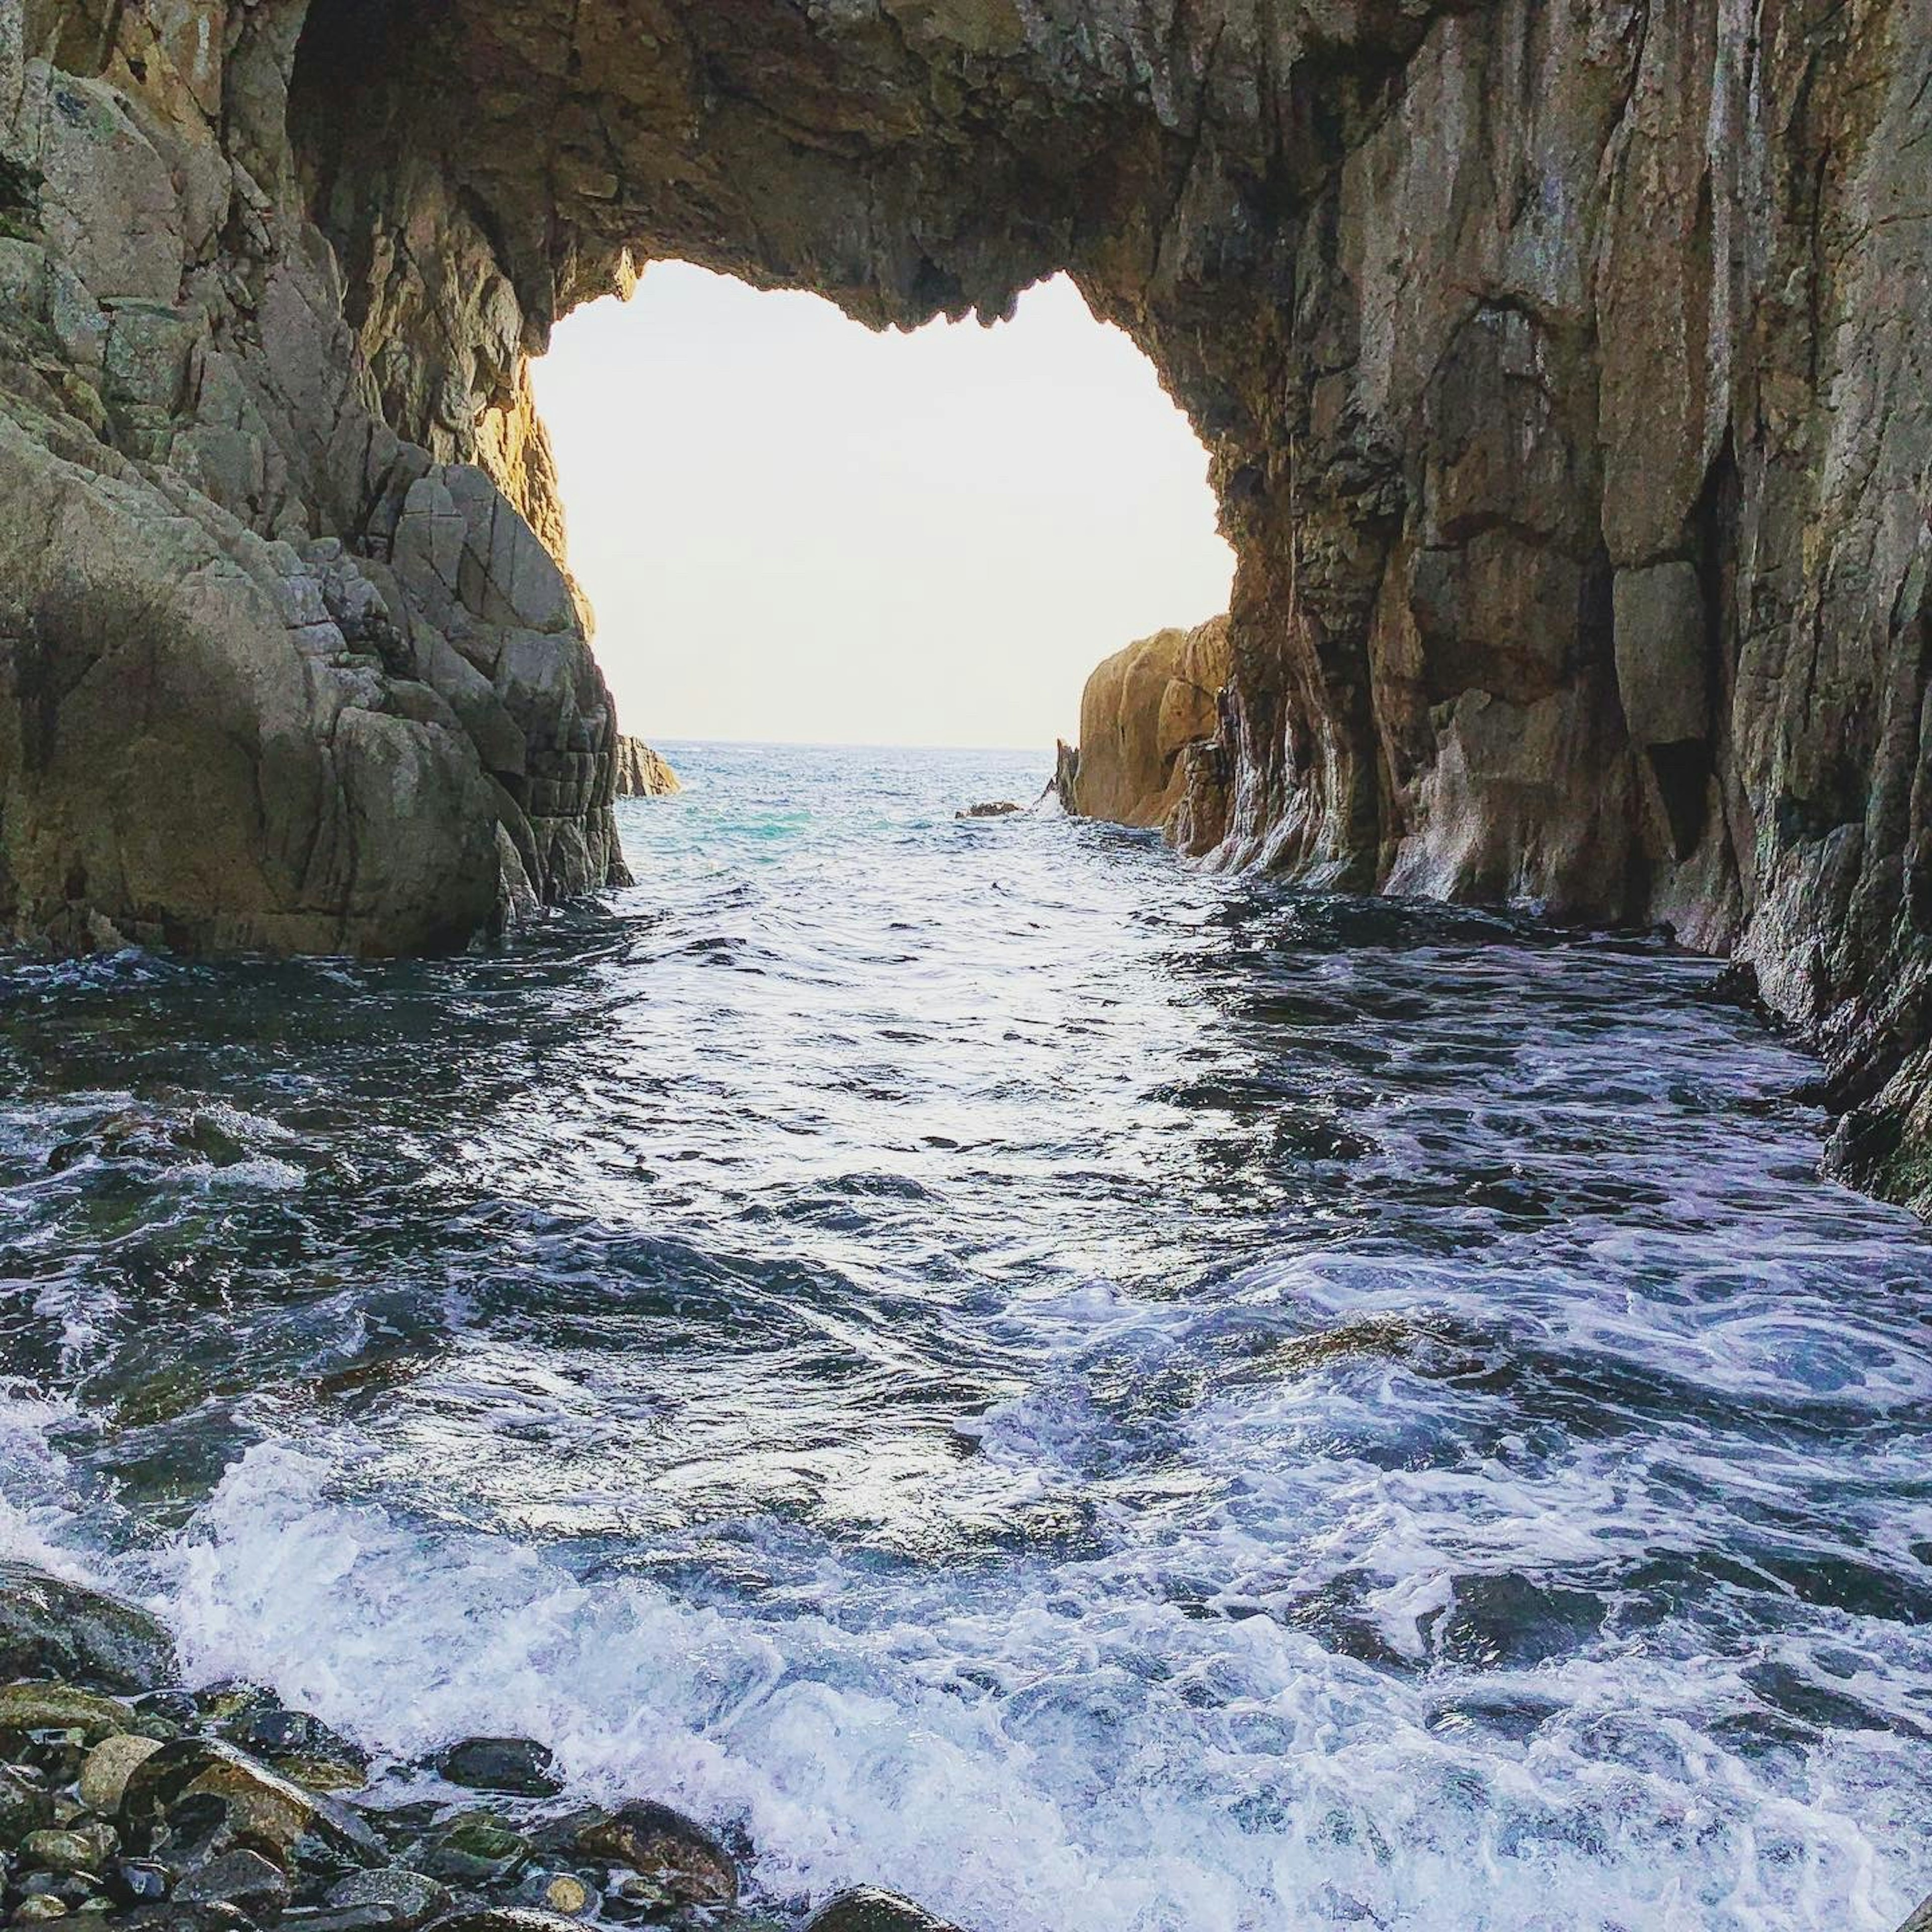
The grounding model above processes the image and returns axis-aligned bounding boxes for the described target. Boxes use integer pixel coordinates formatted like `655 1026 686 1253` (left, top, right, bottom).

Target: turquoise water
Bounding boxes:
3 740 1931 1930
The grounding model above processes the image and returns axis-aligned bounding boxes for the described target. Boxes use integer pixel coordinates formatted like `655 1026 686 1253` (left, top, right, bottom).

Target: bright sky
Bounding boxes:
531 265 1235 751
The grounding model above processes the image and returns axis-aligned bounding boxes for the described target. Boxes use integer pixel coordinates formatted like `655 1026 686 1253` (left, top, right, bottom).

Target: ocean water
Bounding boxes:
3 739 1932 1931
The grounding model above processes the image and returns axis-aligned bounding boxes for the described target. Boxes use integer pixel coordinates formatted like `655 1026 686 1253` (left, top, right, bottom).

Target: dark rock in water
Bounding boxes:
325 1866 452 1930
1893 1894 1932 1932
568 1801 736 1908
434 1738 561 1799
120 1737 383 1873
405 1812 530 1888
804 1889 967 1932
0 1567 176 1696
175 1847 291 1917
211 1687 369 1793
955 801 1022 820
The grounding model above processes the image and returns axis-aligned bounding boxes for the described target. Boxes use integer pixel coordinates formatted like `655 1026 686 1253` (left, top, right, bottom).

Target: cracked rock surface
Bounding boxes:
2 0 1929 1210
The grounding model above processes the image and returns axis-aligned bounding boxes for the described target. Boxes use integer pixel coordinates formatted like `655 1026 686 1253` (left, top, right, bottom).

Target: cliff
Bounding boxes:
0 0 1927 1209
1065 618 1232 837
614 736 680 798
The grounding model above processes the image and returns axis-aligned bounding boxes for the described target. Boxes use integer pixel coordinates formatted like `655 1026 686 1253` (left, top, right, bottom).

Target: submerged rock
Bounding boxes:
955 801 1022 820
405 1812 530 1889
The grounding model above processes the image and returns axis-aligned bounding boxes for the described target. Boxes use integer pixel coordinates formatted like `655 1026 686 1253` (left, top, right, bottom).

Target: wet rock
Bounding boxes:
568 1802 736 1909
0 1687 136 1745
404 1813 529 1889
433 1739 560 1800
77 1736 164 1817
422 1912 586 1932
211 1690 368 1793
174 1847 291 1917
323 1866 452 1930
120 1739 382 1874
11 1897 69 1922
0 1569 175 1699
803 1891 965 1932
0 1766 53 1846
509 1874 590 1919
104 1862 168 1906
20 1824 114 1875
955 801 1021 820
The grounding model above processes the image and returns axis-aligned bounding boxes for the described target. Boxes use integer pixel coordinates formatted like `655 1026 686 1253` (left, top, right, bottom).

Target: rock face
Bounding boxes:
3 0 1929 1205
612 736 680 799
0 2 630 955
1065 617 1232 838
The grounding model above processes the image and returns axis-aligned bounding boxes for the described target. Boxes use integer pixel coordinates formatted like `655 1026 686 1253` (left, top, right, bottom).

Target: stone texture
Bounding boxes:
1065 618 1231 835
612 736 679 799
0 0 1928 1206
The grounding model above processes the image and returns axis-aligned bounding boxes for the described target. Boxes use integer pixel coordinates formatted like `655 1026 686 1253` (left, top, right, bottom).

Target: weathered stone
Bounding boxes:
1067 618 1231 834
120 1739 382 1873
173 1848 290 1917
0 1685 136 1744
0 1567 175 1695
611 737 678 799
433 1739 560 1800
0 1765 54 1847
567 1802 735 1910
77 1735 164 1817
20 1825 115 1875
324 1866 451 1930
802 1889 966 1932
421 1913 585 1932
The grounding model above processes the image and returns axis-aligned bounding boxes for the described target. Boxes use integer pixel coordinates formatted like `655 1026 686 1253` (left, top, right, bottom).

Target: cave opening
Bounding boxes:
529 265 1234 754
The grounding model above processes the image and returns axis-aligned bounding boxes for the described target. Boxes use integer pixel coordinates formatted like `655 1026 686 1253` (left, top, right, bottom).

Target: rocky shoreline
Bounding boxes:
0 1566 958 1932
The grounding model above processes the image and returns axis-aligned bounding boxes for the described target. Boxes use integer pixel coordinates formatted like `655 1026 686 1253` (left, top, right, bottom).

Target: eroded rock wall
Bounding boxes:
0 0 629 955
1 0 1927 1208
1067 618 1232 835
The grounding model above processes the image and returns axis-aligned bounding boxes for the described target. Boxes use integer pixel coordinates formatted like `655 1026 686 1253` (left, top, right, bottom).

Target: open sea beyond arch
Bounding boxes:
3 740 1932 1931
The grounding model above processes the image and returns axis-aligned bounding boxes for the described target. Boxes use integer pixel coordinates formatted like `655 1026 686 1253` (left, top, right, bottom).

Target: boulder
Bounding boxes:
0 1566 175 1695
434 1738 561 1799
803 1889 967 1932
611 737 680 799
1065 617 1232 834
563 1801 736 1909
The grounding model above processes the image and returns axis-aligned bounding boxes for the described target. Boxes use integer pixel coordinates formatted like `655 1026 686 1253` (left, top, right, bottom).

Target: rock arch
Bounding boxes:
0 0 1928 1209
